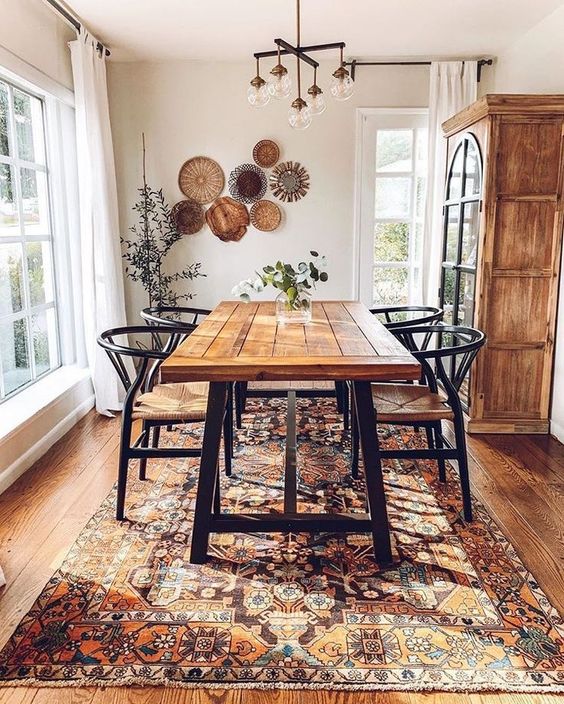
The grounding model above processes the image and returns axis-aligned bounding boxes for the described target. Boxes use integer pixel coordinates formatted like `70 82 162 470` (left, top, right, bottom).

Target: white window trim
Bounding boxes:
353 107 428 304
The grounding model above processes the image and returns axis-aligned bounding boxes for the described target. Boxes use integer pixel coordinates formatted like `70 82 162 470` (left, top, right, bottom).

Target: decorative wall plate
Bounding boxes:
178 156 224 204
270 160 310 203
171 199 205 235
205 196 249 242
252 139 280 168
228 163 267 204
250 199 282 232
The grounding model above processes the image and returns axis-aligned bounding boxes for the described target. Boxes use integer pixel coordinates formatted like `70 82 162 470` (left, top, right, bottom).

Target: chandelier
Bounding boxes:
248 0 354 129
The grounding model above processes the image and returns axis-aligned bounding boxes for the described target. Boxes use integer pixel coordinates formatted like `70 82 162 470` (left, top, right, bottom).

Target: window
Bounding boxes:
356 109 428 307
0 79 59 402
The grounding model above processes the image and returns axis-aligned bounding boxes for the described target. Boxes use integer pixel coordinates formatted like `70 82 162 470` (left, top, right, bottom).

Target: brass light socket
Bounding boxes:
270 63 288 78
307 84 323 97
332 66 350 81
291 97 308 111
250 75 267 88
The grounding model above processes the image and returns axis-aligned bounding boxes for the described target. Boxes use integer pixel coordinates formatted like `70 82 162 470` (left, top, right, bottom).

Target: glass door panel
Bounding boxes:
461 201 480 267
445 206 460 263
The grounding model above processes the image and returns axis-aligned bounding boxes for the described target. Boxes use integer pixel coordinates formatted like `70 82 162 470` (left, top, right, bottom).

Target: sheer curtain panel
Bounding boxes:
421 61 477 305
69 30 131 414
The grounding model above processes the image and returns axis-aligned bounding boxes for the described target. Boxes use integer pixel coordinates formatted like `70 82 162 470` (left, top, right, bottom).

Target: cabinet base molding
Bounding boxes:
466 418 549 435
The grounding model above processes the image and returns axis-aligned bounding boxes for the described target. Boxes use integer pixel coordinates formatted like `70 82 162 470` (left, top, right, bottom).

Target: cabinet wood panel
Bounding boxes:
493 200 556 270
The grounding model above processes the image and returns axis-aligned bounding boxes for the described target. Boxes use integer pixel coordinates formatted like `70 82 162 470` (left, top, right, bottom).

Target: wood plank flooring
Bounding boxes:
0 407 562 703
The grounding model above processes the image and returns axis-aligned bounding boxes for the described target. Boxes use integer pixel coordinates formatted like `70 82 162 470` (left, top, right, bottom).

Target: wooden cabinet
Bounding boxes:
442 95 564 434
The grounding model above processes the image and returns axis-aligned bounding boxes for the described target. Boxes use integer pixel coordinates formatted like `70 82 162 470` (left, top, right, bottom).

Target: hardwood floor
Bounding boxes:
0 409 563 703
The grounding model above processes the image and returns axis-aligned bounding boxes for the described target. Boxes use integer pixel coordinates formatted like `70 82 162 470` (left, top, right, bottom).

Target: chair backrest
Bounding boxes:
140 306 211 327
97 325 193 401
392 324 486 410
370 305 443 330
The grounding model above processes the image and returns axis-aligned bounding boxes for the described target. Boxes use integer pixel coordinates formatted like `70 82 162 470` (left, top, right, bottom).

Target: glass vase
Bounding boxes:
275 291 312 325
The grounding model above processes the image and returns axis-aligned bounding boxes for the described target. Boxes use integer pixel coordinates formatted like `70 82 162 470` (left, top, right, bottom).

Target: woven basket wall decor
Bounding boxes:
269 161 310 203
250 200 282 232
252 139 280 169
205 196 249 242
171 199 205 235
178 156 224 204
228 163 267 204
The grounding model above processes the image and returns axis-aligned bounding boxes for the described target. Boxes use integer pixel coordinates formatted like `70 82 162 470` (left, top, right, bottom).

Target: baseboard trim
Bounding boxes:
0 393 95 496
549 418 564 444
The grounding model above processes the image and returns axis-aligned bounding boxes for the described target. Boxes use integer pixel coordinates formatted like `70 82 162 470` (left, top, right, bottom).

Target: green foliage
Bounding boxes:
121 184 205 308
375 222 409 262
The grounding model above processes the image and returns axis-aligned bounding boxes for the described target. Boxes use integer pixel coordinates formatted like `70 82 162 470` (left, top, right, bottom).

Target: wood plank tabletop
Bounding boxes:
160 300 421 382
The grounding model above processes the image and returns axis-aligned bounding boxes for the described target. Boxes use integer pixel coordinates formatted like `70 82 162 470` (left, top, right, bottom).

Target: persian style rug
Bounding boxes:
0 399 563 693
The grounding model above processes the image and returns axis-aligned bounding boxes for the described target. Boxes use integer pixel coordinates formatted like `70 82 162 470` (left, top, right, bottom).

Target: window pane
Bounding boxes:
457 271 476 327
441 268 456 324
461 201 480 266
416 128 428 173
445 206 459 262
374 222 409 262
13 88 45 164
447 144 464 201
375 177 411 219
373 267 408 306
27 240 54 306
376 130 412 172
32 308 58 377
0 317 31 395
416 176 426 218
464 140 481 197
21 168 50 235
0 242 24 314
0 163 19 236
0 83 9 157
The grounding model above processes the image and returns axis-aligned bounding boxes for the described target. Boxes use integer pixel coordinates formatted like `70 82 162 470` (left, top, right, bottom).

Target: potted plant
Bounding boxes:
232 251 328 324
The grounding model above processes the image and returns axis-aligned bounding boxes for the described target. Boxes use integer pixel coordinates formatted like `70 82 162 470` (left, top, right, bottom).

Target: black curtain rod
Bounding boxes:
345 58 493 82
45 0 110 56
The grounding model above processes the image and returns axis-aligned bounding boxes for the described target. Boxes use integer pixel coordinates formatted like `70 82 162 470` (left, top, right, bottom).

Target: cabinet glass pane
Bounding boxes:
376 130 412 172
445 206 459 262
447 144 464 201
0 242 24 314
374 222 409 262
375 177 411 219
461 201 480 266
464 140 481 196
0 83 9 157
442 268 456 324
457 271 476 326
0 317 31 395
0 163 19 236
21 168 50 235
373 267 408 305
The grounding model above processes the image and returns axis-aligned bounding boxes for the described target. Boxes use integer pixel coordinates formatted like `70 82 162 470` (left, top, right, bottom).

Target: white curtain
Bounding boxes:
70 30 130 415
421 61 477 305
0 566 5 588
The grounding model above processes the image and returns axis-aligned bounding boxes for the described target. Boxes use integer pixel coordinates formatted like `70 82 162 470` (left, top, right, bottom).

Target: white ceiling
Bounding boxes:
63 0 564 62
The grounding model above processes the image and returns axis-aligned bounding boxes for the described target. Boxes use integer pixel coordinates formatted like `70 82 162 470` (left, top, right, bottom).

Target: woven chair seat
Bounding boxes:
133 382 209 421
371 383 454 422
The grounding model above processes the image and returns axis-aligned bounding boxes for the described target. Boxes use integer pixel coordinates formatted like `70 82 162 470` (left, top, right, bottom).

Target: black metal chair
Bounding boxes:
350 325 486 522
370 305 444 330
97 326 232 521
140 306 212 327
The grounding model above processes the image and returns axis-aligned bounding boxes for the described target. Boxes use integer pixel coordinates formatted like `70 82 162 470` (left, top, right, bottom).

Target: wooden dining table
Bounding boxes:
160 300 421 565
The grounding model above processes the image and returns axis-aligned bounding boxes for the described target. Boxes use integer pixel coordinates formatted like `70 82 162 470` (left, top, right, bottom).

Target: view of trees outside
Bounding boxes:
0 79 57 400
372 128 426 306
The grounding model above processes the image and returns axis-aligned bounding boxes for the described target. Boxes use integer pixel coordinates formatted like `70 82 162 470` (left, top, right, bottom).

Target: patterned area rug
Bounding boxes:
0 399 563 693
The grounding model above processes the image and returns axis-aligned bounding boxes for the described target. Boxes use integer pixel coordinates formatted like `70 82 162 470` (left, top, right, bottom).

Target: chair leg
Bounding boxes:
214 462 221 515
434 421 447 482
350 387 360 479
116 416 133 521
223 406 232 477
139 421 150 480
334 381 344 413
234 382 243 429
453 415 473 522
342 382 350 431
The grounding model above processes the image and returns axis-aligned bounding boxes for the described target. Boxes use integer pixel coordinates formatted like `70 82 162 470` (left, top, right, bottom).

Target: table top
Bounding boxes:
160 300 421 382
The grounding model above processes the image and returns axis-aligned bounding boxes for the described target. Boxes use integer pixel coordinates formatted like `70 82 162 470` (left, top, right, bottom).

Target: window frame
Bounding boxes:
354 108 428 307
0 71 71 403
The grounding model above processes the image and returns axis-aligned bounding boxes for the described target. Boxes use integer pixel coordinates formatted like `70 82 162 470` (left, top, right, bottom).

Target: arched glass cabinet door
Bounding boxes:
439 133 483 405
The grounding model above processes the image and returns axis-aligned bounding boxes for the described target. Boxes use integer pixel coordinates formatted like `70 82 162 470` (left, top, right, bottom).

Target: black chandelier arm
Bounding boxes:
253 40 346 67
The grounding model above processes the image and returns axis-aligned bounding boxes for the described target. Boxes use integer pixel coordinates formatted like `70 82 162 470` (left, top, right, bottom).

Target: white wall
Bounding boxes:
493 2 564 442
108 60 429 319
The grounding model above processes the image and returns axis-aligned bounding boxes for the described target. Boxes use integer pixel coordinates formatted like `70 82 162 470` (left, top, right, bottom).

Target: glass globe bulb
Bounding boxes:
330 70 354 101
268 68 292 99
288 102 312 130
247 82 270 108
308 90 326 116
